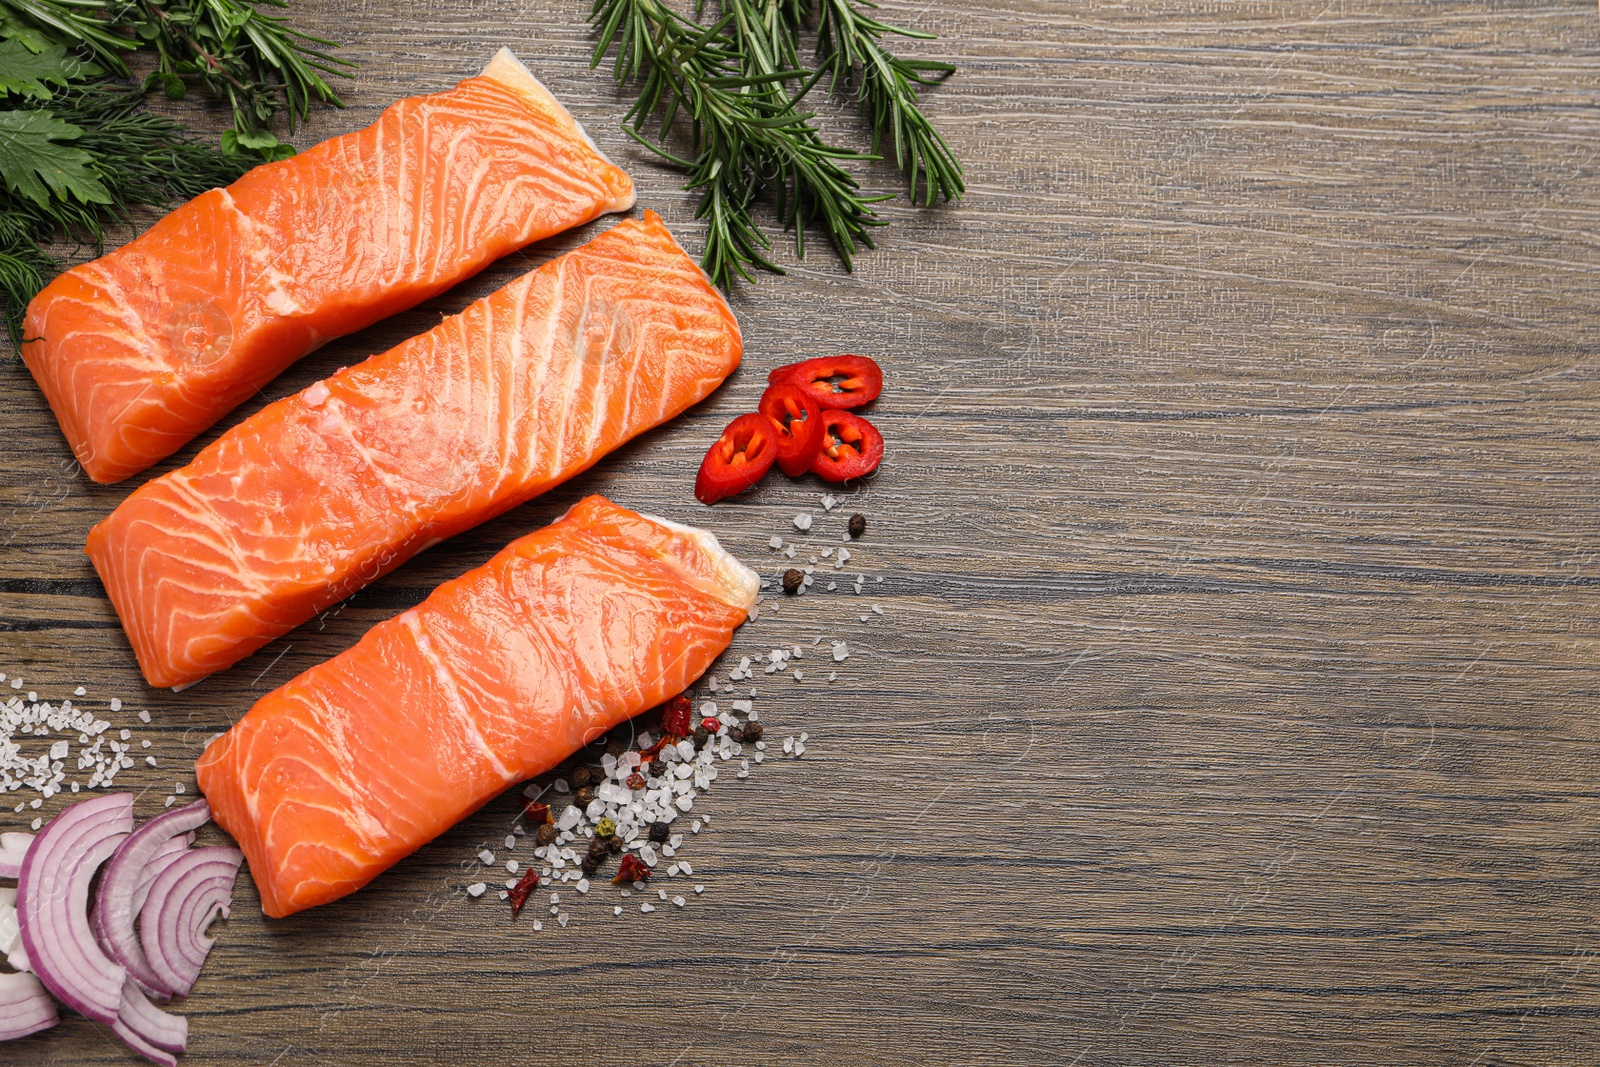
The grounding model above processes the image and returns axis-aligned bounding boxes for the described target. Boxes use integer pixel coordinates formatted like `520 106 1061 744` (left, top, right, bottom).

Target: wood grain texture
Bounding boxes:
3 0 1599 1063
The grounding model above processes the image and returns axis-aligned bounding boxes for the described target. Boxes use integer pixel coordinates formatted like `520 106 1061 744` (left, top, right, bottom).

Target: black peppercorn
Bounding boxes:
586 838 610 859
535 822 557 846
569 765 592 788
782 568 803 594
648 821 670 843
728 725 745 743
579 855 602 876
740 720 764 742
574 786 595 806
692 725 711 746
848 513 866 538
605 735 628 757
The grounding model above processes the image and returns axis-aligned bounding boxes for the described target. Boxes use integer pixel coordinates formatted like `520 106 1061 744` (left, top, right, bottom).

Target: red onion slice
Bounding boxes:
16 792 134 1024
113 976 187 1060
0 887 26 973
0 971 58 1041
0 885 18 964
131 843 191 922
112 1012 180 1067
0 832 31 880
139 846 243 998
93 799 211 999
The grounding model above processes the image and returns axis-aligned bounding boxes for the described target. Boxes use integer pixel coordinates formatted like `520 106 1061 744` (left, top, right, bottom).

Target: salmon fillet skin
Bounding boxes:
87 212 742 689
194 495 758 917
22 48 635 484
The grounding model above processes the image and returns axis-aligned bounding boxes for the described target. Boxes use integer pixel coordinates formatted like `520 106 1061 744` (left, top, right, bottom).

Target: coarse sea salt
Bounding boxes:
1 676 146 802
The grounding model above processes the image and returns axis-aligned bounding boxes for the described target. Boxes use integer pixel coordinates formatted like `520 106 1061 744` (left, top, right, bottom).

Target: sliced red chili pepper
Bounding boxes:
768 354 883 411
695 412 778 504
507 867 540 917
660 694 692 738
613 853 651 885
811 409 884 482
757 382 825 477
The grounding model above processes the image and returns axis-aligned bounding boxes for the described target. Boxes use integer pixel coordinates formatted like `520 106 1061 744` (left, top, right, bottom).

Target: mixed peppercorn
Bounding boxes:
503 691 765 905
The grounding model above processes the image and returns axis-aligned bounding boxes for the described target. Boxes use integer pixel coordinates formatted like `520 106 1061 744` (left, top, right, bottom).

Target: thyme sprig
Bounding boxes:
590 0 962 287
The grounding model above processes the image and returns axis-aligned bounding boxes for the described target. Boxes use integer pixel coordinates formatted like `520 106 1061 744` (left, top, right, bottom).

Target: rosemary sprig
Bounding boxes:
592 0 887 285
1 0 349 140
810 0 963 206
590 0 961 287
132 0 349 141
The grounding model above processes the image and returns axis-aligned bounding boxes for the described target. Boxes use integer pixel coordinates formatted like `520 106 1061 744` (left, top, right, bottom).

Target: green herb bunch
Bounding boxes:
0 0 348 344
590 0 964 287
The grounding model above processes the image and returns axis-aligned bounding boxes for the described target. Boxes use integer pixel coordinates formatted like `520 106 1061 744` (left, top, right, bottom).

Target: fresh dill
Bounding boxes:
0 0 348 343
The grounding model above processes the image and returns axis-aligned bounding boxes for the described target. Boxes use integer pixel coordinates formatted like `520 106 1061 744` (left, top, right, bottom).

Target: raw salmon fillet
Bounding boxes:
88 212 742 689
195 495 758 917
22 48 634 484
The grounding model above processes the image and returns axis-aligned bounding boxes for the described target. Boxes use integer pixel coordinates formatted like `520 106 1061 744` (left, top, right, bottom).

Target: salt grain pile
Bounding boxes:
0 675 148 830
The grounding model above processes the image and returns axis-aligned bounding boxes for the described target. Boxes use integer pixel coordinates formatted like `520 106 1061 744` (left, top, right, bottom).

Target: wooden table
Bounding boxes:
5 1 1598 1063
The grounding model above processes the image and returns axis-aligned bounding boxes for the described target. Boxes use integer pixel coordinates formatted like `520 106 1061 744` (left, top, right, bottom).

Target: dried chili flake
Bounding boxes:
522 800 551 824
508 867 541 917
625 771 647 791
661 695 693 738
613 853 651 885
